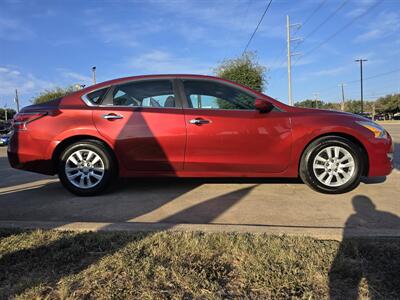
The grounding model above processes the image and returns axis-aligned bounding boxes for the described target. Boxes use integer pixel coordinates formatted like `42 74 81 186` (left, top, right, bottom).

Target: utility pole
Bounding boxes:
339 83 346 111
313 92 320 109
14 89 20 113
92 66 97 84
372 101 376 120
3 103 7 122
355 59 367 113
286 16 292 106
286 15 301 106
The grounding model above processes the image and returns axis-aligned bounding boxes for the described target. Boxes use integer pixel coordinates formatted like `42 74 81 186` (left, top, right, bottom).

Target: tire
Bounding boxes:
58 140 116 196
299 136 364 194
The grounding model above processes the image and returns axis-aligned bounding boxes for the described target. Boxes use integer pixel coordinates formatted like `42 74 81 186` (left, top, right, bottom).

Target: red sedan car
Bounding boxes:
8 75 393 196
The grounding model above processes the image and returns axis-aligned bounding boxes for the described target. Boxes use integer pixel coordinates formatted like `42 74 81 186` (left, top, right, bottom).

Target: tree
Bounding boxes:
213 52 267 109
32 86 77 105
294 99 323 108
375 94 400 113
322 102 341 110
214 51 267 92
294 99 340 110
343 100 361 113
336 100 377 113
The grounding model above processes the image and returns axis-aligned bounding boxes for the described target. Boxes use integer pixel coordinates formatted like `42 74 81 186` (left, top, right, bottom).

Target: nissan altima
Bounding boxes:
8 75 393 196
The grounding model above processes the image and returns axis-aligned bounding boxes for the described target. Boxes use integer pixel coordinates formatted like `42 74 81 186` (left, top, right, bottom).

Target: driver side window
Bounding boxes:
111 80 176 108
183 80 255 110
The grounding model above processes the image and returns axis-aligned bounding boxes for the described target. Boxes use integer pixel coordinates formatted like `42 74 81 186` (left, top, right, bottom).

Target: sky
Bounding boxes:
0 0 400 109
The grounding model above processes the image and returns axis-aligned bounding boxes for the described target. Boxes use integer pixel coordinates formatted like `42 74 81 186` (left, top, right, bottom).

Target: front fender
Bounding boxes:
287 116 372 177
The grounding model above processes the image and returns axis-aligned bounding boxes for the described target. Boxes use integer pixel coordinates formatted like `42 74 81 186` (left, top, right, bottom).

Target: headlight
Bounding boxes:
356 121 387 139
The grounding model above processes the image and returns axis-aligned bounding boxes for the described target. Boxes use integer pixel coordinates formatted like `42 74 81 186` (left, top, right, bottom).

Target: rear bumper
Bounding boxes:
7 130 54 175
366 134 393 177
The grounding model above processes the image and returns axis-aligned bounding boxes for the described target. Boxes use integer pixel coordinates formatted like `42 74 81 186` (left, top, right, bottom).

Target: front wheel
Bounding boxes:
299 136 364 194
58 140 116 196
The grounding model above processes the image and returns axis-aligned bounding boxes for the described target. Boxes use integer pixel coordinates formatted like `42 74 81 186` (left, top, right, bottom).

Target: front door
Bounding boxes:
180 79 292 175
92 79 186 174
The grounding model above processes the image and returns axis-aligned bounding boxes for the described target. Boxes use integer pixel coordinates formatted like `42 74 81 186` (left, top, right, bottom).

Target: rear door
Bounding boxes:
179 79 292 174
91 79 186 173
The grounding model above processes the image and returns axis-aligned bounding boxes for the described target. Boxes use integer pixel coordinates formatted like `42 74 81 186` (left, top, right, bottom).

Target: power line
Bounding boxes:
347 67 400 84
242 0 273 55
365 92 397 99
316 67 400 99
301 0 328 27
277 65 400 96
299 0 383 60
291 0 343 54
302 0 349 42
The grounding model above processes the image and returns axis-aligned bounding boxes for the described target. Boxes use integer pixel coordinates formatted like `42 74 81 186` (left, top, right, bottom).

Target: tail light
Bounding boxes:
13 112 48 130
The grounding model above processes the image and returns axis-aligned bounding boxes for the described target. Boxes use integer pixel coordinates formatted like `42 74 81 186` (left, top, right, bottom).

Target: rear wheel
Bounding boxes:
299 136 364 194
58 140 116 196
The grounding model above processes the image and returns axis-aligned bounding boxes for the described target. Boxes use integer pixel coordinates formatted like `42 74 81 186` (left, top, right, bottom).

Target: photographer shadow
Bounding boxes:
329 195 400 299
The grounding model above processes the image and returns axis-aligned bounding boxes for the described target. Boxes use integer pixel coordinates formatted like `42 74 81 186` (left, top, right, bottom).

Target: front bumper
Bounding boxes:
366 133 393 177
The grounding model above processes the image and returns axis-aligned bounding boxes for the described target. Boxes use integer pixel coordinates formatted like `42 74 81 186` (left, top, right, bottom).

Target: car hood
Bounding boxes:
289 106 368 121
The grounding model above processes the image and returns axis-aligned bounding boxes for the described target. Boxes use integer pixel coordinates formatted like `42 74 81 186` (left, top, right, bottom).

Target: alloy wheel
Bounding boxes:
65 149 105 189
312 146 355 187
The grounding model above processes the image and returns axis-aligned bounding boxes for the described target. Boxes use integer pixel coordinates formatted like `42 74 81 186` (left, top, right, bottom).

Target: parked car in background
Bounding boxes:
0 133 11 146
374 114 385 121
393 115 400 120
7 74 393 196
0 121 12 134
355 112 372 120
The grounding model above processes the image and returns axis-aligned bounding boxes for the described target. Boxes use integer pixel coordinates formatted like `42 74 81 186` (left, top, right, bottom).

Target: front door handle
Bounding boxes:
189 118 211 125
102 113 124 120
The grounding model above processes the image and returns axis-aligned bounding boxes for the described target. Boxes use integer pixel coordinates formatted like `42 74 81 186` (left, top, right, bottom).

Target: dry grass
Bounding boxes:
0 229 399 299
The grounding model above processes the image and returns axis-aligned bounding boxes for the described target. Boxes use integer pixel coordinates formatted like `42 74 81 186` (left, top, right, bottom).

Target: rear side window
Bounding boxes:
111 80 176 108
86 88 108 105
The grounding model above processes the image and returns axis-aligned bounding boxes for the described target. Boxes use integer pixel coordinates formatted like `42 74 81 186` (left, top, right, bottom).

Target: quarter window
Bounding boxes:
111 80 176 108
183 80 255 110
86 88 108 105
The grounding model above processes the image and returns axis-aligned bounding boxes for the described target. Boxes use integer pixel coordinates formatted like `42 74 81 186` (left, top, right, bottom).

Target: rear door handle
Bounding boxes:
189 118 211 125
102 113 124 120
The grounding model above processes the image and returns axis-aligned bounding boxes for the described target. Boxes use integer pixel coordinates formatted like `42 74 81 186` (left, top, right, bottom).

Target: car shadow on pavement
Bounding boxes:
0 183 256 298
160 184 256 224
0 156 54 189
328 195 400 299
0 179 201 223
0 176 300 224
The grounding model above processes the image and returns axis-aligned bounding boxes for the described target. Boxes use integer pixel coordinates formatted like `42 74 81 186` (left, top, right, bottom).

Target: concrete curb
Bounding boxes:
377 121 400 124
1 220 400 241
0 147 7 156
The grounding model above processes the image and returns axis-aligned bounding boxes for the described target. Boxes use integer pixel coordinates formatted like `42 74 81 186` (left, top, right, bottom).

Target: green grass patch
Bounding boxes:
0 229 399 299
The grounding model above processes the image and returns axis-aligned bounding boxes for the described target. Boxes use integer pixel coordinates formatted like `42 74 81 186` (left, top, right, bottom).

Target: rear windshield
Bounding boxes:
86 88 108 104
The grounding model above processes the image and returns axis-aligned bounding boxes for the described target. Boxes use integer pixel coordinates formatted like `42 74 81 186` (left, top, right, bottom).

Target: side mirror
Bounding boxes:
255 98 274 113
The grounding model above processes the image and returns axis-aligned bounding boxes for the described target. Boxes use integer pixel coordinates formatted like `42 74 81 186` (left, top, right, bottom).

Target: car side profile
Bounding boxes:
8 74 393 196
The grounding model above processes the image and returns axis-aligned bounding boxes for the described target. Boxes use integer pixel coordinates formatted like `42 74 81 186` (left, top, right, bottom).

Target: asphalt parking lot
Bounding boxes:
0 124 399 239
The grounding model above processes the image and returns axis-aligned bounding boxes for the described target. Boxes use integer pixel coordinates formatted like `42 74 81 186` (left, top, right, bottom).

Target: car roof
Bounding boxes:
73 74 287 110
82 74 257 96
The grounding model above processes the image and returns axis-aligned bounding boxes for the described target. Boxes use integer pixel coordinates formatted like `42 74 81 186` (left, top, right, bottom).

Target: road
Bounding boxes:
0 124 399 240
